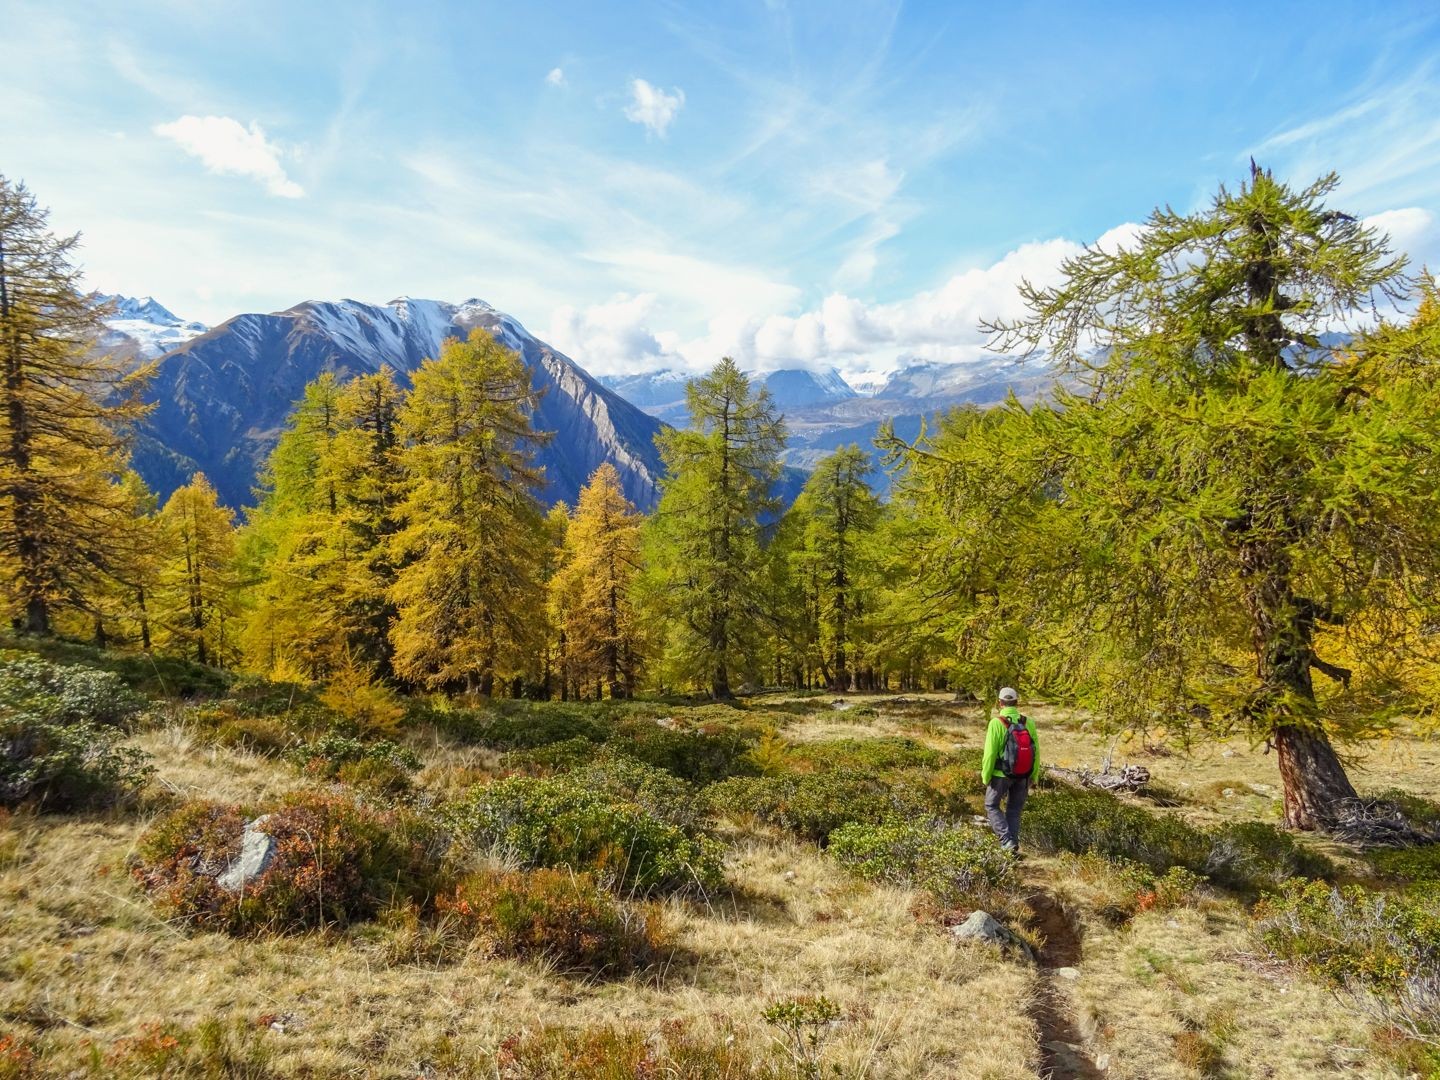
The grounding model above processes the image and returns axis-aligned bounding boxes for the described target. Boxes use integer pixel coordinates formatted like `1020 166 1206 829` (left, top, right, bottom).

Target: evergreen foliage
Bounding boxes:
643 358 785 698
886 167 1440 829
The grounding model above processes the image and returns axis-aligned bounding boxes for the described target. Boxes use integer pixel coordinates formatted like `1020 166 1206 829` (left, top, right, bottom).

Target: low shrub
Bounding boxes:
1367 788 1440 831
1 693 153 811
284 733 420 781
1022 786 1332 893
827 818 1016 908
446 776 724 896
438 868 670 975
786 737 944 774
704 770 941 845
572 751 702 829
0 653 145 727
1254 881 1440 993
504 736 600 774
494 1020 773 1079
0 1033 35 1080
131 792 449 934
318 662 407 737
1368 843 1440 885
610 720 758 785
438 705 607 750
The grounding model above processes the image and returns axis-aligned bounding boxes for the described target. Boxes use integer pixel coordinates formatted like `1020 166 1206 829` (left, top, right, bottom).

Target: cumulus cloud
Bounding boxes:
154 115 304 197
546 293 681 373
624 78 685 137
1364 207 1438 265
545 67 566 87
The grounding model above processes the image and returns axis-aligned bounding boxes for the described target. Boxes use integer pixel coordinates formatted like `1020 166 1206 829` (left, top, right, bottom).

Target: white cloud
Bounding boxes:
624 78 685 137
546 293 680 374
154 115 304 198
545 66 566 87
1364 207 1438 265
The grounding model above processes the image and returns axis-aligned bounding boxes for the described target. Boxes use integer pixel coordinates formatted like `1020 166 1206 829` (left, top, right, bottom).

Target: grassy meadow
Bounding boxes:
2 641 1439 1079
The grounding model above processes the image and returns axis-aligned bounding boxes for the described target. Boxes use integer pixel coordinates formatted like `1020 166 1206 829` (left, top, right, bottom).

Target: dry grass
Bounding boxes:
0 719 1036 1079
5 692 1436 1077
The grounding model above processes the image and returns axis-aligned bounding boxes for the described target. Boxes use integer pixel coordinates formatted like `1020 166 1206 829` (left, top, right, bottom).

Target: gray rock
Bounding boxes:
217 815 276 892
949 911 1036 962
1054 966 1081 980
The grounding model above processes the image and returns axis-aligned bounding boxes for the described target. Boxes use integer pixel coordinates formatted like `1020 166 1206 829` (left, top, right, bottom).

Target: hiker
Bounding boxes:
981 686 1039 857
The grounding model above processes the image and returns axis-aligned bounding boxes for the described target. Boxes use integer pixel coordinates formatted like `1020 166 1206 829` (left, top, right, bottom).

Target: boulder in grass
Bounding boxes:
217 815 276 892
949 910 1036 962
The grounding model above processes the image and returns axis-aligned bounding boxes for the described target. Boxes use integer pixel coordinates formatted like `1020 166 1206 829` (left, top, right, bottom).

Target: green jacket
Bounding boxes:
980 706 1039 784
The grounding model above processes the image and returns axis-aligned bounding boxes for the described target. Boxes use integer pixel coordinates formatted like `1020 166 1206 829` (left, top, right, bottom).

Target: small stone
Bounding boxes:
1053 966 1080 980
830 699 853 711
1222 788 1236 797
948 910 1036 962
217 815 276 893
782 870 797 881
1096 1052 1111 1071
1222 749 1235 758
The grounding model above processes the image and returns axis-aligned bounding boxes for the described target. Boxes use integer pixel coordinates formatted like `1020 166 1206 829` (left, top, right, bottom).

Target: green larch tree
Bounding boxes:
893 166 1440 830
643 358 785 699
156 473 239 667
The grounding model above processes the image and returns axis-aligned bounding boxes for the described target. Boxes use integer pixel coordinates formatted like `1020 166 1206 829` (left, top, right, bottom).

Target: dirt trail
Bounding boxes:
1024 889 1105 1080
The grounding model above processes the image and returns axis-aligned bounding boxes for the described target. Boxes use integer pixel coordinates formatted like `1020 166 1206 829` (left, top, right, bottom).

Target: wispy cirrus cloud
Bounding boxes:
155 115 304 198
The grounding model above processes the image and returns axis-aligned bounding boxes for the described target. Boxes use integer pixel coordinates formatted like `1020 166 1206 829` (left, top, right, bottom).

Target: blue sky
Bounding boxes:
4 0 1439 378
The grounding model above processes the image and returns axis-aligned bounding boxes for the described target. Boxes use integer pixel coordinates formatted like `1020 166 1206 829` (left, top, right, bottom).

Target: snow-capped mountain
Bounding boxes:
95 294 208 360
131 297 667 512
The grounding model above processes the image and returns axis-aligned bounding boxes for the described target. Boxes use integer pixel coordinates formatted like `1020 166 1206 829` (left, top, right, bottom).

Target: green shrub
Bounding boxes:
1022 786 1333 893
1368 844 1440 885
572 751 701 829
1 666 154 810
438 868 670 976
0 653 145 727
1254 881 1440 993
828 819 1016 908
609 720 758 785
786 737 944 773
1204 820 1334 890
704 770 942 845
446 776 724 896
284 733 420 778
504 736 601 774
211 715 294 756
1367 788 1440 830
438 705 607 750
131 792 449 934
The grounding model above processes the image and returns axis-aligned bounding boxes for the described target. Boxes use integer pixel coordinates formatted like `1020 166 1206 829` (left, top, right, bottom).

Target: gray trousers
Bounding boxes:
985 775 1030 849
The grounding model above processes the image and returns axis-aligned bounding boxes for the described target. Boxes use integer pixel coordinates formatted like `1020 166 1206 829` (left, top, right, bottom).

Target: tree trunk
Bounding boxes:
1274 723 1359 830
712 663 732 701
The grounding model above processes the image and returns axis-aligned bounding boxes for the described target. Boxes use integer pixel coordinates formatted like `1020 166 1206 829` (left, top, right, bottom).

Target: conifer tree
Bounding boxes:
893 167 1440 830
643 358 785 698
792 445 881 691
0 175 151 634
389 330 550 693
156 474 238 666
550 463 644 699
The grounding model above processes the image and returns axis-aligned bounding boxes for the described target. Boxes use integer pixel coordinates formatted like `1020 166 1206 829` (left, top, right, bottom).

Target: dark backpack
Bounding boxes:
999 715 1034 778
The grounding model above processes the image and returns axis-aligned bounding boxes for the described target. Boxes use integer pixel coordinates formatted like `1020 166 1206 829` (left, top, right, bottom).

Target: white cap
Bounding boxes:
998 686 1019 704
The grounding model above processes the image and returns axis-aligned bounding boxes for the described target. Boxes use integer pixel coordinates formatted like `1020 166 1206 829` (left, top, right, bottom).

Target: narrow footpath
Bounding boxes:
1024 888 1105 1080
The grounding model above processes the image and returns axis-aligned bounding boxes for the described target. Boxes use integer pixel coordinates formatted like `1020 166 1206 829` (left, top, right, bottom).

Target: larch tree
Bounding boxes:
550 463 644 699
0 175 151 634
892 166 1440 831
791 445 881 691
389 329 550 693
643 358 785 699
156 473 239 667
240 374 349 674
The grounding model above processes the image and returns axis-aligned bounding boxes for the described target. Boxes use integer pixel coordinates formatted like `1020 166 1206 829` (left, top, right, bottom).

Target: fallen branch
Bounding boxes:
1326 797 1440 848
1045 763 1152 793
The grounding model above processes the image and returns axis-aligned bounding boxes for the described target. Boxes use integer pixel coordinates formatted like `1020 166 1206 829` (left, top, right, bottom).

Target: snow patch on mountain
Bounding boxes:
96 294 208 359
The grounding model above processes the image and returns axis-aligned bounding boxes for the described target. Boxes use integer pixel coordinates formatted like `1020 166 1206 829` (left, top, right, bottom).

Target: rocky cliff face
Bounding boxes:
130 297 666 512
